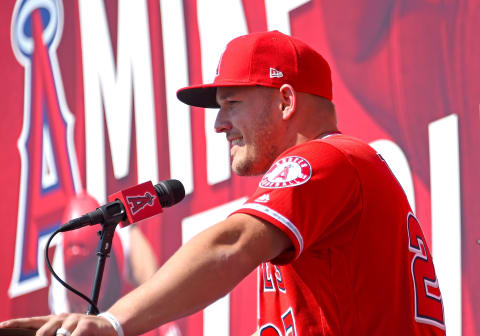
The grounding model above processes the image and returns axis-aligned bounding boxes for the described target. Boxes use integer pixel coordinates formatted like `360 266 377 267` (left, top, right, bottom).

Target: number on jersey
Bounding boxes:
407 212 445 330
259 307 298 336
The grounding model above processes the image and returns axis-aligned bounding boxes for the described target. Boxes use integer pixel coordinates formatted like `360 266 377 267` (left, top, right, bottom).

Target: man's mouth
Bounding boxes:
231 138 244 146
228 136 244 147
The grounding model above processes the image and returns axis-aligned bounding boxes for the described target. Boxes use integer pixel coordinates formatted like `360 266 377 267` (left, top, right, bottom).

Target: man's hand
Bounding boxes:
0 313 116 336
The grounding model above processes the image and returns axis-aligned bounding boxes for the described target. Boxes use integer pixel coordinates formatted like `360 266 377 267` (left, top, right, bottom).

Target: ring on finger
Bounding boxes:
56 327 72 336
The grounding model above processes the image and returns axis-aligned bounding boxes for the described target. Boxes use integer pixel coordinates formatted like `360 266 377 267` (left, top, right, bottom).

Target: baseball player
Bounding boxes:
1 31 445 335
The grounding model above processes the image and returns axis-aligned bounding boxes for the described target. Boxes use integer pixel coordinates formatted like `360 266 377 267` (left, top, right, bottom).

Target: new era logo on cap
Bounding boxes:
269 67 283 78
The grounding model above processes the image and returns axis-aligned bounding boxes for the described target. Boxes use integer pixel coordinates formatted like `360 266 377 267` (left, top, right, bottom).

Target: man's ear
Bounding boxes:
279 84 296 120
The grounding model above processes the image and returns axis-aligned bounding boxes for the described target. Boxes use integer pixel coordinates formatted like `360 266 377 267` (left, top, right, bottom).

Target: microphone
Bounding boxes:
60 180 185 232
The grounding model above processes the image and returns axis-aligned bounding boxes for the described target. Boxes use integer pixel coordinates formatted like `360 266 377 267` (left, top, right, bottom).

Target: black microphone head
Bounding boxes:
153 179 185 208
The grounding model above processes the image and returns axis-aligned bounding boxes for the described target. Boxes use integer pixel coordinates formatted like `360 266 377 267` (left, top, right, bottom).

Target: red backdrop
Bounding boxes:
0 0 478 335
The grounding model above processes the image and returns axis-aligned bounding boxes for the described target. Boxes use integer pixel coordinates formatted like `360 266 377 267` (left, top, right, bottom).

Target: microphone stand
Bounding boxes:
86 220 117 315
85 201 126 315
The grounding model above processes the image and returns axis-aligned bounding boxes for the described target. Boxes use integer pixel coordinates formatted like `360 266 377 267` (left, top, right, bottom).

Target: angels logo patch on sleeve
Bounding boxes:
260 156 312 188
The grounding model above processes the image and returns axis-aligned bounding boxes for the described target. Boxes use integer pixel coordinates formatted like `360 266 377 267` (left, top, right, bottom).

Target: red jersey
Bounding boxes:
233 134 445 335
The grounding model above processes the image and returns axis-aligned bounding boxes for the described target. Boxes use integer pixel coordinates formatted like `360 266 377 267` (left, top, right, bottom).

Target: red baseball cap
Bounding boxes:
176 30 332 108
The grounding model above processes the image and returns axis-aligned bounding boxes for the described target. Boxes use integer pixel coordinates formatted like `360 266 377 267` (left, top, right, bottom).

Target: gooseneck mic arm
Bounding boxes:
59 200 125 232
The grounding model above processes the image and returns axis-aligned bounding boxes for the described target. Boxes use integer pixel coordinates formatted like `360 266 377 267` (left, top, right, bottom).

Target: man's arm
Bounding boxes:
0 213 291 336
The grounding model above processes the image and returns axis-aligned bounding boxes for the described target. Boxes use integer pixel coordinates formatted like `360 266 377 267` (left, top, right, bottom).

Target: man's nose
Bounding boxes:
214 108 232 133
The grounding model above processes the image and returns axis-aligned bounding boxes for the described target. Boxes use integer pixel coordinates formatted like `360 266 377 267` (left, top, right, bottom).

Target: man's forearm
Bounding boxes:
107 218 262 335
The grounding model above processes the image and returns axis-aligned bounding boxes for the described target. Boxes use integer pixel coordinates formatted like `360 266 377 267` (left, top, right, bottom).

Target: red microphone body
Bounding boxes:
61 180 184 232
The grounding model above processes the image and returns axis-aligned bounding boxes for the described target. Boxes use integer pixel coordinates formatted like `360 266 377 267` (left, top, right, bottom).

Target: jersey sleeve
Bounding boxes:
231 140 362 264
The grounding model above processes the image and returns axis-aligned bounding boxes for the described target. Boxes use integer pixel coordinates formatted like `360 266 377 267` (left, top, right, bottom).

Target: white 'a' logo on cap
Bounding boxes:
270 67 283 78
216 50 226 77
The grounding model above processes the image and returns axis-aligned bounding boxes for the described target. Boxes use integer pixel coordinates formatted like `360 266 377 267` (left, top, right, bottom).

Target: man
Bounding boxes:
0 31 445 335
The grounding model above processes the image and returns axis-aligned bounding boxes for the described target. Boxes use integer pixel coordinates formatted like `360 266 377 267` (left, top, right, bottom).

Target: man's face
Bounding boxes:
215 86 284 176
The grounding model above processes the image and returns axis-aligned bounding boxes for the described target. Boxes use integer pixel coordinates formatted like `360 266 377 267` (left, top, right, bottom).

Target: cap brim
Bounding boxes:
176 82 259 108
176 84 219 108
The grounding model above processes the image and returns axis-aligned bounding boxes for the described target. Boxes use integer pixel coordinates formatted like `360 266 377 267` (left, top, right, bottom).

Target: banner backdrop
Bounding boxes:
0 0 478 335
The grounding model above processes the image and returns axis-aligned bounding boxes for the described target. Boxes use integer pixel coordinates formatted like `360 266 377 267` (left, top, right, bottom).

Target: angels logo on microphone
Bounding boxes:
127 192 157 215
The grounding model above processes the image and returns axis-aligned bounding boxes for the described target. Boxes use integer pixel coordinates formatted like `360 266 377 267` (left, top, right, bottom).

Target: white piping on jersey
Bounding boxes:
241 203 304 256
320 132 341 140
